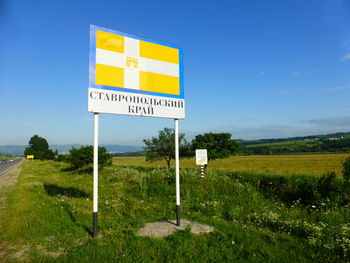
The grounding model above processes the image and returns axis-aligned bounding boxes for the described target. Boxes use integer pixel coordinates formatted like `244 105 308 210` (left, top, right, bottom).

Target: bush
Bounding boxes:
342 156 350 182
43 149 56 160
56 154 68 162
225 171 347 207
68 146 112 171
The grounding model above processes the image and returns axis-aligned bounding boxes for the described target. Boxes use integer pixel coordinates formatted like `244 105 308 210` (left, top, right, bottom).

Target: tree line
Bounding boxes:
22 132 350 172
143 128 241 167
24 130 241 170
24 135 113 171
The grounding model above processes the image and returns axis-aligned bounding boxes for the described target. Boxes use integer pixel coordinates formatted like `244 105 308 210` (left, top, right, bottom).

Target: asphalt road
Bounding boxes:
0 158 23 176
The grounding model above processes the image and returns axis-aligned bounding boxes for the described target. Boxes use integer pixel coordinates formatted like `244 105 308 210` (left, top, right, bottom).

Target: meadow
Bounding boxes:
114 153 349 176
0 156 349 262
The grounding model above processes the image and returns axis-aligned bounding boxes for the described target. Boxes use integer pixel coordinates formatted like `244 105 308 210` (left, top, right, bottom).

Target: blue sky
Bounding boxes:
1 0 350 145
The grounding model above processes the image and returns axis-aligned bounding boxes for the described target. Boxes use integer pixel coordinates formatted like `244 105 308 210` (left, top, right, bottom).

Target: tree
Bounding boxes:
68 145 112 170
191 133 241 162
24 135 56 160
143 128 190 168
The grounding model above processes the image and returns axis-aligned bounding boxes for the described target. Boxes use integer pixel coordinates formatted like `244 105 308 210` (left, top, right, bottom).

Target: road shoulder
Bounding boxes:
0 160 24 208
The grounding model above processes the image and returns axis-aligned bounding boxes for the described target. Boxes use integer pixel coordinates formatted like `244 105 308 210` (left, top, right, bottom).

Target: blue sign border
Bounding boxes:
89 25 184 99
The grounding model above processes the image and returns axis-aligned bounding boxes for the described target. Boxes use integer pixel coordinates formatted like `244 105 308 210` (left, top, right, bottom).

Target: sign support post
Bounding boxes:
175 119 180 226
93 113 99 237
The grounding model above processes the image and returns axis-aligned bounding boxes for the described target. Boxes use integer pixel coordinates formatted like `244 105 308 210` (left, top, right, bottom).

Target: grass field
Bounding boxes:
0 159 349 262
114 153 349 176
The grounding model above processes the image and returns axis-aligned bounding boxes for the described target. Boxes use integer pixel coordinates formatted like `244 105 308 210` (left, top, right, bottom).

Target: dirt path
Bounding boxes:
0 159 24 208
0 160 66 261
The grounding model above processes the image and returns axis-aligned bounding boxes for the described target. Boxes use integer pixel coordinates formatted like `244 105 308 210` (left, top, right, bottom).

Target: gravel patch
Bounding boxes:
137 219 214 238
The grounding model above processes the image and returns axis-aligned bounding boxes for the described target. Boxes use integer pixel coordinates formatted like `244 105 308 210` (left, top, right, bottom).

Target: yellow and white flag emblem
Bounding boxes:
95 30 180 95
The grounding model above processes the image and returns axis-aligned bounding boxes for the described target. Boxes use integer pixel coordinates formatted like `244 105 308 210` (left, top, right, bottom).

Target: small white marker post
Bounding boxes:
93 113 99 237
174 119 180 226
196 149 208 178
200 165 205 178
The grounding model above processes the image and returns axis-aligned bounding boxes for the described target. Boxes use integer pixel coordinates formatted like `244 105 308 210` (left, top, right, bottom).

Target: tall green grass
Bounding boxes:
0 161 349 262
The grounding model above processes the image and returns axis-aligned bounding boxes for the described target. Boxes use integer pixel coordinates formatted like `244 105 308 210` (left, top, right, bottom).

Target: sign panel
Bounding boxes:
88 25 185 119
26 155 34 160
195 149 208 165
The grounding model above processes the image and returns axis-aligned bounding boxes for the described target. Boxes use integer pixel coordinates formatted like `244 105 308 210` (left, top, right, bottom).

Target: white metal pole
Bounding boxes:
93 113 99 237
175 119 180 226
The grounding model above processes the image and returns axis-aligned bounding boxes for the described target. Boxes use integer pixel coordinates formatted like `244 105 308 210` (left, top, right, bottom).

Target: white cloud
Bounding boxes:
81 117 110 122
278 89 290 95
340 53 350 62
302 116 350 127
258 71 267 76
292 71 299 77
2 121 43 127
188 124 350 140
324 85 350 92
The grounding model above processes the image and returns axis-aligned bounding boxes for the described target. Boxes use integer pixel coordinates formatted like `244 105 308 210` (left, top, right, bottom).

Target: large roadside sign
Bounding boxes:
88 25 185 237
88 25 185 119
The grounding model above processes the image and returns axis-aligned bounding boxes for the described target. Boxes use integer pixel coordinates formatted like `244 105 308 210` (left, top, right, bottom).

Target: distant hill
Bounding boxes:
113 151 146 157
239 132 350 146
0 144 143 156
239 132 350 154
102 144 143 154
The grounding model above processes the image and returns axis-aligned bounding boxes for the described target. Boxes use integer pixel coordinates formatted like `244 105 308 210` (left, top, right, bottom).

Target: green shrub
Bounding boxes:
225 170 346 207
316 172 342 198
342 156 350 182
43 149 56 160
56 154 68 162
68 145 112 170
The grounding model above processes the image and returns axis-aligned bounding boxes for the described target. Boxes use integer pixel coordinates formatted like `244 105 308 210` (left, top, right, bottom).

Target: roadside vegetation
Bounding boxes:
0 158 349 262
